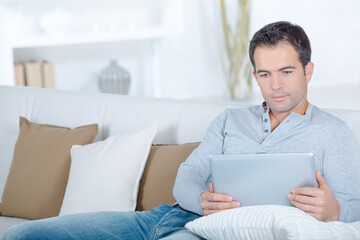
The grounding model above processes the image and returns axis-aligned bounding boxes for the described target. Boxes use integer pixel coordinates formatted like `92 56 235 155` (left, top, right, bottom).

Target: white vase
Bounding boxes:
98 60 131 95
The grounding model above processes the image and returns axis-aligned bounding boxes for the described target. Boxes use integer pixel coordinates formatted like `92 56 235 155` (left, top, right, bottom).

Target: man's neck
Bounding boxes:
269 100 309 131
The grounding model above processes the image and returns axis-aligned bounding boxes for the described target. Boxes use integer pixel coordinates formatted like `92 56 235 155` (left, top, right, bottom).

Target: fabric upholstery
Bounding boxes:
60 123 157 215
186 205 360 240
136 143 200 211
0 117 97 220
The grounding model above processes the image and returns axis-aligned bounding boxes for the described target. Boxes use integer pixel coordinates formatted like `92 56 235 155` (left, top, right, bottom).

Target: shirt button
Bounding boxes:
264 119 268 122
264 129 269 133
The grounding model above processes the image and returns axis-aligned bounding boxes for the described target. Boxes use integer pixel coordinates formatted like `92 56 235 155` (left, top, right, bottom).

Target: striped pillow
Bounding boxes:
186 205 360 240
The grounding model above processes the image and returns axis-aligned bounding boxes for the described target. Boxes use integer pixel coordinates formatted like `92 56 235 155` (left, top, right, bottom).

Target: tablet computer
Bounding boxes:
210 153 317 206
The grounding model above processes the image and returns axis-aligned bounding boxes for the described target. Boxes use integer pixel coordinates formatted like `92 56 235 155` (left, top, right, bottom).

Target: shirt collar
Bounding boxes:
256 101 269 116
257 101 313 122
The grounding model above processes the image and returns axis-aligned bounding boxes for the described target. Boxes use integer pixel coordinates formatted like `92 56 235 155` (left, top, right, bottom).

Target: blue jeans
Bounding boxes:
3 204 204 240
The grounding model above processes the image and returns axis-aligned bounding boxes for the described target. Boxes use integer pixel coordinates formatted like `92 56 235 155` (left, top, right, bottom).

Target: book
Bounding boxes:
14 63 26 86
24 62 42 87
41 62 55 88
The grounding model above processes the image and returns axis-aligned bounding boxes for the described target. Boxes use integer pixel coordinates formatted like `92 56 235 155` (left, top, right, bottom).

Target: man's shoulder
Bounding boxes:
310 105 349 130
213 105 261 130
225 105 261 116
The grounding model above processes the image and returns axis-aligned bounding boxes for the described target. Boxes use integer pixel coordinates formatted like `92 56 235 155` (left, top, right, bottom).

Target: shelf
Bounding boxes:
11 26 181 49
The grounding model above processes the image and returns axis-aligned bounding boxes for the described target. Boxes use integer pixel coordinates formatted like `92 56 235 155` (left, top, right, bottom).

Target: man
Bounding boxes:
175 21 360 224
4 21 360 240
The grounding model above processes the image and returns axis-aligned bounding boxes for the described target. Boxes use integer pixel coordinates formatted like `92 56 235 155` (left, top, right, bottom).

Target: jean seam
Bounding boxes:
153 208 176 240
153 226 161 240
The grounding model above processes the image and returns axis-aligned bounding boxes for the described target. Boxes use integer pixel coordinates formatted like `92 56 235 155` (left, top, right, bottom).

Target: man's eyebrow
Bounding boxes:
278 66 296 71
255 69 270 74
256 66 296 74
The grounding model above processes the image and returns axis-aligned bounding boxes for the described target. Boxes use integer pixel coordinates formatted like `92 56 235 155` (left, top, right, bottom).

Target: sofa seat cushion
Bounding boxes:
136 142 200 211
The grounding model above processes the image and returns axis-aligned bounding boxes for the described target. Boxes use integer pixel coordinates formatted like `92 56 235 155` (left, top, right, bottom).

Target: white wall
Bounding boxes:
158 0 224 99
0 7 15 86
249 0 360 90
2 0 360 105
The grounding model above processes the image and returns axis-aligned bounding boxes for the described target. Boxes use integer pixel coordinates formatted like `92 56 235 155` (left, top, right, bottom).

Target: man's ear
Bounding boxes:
253 71 259 86
304 62 314 84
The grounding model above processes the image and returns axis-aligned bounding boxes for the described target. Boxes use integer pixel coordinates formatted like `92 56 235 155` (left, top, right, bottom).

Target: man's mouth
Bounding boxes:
272 95 288 102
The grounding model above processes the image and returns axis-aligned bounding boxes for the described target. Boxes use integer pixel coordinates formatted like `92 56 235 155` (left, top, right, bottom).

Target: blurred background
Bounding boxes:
0 0 359 109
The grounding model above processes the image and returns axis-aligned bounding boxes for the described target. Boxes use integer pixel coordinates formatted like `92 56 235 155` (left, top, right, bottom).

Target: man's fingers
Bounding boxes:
201 185 240 216
205 204 240 215
200 198 240 215
291 187 322 197
316 171 327 188
206 201 240 210
287 193 318 206
209 182 214 193
206 192 233 202
290 200 316 213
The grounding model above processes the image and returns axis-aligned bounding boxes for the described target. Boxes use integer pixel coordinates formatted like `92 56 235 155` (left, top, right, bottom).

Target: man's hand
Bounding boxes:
200 183 240 216
287 171 340 222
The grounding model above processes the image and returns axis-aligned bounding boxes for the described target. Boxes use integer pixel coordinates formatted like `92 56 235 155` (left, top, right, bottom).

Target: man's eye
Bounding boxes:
260 74 268 78
283 71 292 75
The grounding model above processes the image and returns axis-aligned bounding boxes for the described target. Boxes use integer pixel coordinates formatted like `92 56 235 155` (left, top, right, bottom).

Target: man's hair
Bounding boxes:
249 21 311 71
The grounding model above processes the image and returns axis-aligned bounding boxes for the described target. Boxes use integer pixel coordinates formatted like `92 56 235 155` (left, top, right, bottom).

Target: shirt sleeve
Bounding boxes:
323 122 360 222
173 110 228 215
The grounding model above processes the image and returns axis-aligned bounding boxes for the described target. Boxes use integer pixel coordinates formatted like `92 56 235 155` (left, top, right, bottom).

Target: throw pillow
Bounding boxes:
136 142 200 211
0 117 98 220
185 205 360 240
59 122 157 216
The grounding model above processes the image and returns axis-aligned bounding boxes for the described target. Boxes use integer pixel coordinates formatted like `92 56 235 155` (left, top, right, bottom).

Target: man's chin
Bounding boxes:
267 102 292 113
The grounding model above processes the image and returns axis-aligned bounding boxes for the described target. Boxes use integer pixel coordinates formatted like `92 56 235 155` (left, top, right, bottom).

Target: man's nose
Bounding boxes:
271 74 283 90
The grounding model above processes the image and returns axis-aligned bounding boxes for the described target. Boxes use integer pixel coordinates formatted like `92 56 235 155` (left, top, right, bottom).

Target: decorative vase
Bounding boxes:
98 60 131 94
218 0 252 100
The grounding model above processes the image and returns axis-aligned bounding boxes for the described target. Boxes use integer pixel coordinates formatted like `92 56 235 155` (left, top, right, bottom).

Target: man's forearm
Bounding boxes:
173 164 207 216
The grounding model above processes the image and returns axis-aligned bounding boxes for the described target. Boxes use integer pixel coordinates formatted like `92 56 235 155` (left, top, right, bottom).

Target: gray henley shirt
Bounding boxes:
173 102 360 223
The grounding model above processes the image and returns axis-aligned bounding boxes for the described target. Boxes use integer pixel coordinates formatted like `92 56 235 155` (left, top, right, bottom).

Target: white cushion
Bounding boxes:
59 122 157 216
185 205 360 240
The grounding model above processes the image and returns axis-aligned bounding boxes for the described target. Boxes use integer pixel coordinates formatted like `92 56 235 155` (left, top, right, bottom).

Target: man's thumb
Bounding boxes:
209 182 214 193
316 171 327 188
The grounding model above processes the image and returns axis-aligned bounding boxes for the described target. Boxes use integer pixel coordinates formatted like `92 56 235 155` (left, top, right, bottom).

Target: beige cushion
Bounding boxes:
136 142 200 211
0 117 98 220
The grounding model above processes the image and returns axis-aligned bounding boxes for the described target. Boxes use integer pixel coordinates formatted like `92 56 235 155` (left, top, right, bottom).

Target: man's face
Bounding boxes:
253 42 313 114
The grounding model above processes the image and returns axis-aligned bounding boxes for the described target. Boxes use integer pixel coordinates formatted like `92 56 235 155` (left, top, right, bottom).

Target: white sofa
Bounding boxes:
0 85 360 238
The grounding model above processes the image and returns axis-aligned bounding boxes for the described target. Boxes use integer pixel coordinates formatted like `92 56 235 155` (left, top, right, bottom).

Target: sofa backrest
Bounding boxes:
0 86 245 202
1 86 360 206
